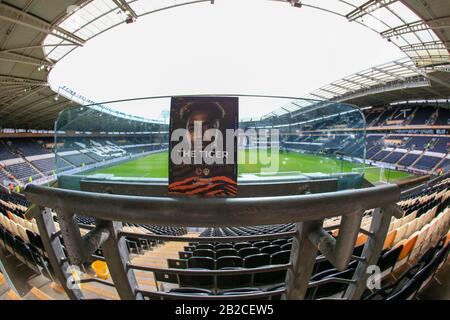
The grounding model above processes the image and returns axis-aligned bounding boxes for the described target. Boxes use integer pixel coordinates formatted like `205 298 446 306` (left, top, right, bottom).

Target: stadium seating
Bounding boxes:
5 163 40 181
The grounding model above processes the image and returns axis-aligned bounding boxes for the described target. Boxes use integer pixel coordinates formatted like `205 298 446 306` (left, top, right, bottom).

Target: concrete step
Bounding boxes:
80 283 120 300
3 290 22 300
23 287 54 300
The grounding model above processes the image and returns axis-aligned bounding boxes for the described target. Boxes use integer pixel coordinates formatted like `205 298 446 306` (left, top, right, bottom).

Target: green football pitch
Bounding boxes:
86 150 416 184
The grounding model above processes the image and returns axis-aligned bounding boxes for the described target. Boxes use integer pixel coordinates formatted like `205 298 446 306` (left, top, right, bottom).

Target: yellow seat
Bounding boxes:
92 260 109 280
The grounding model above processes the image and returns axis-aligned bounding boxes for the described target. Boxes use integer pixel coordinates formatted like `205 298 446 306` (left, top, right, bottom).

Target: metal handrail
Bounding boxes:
129 263 292 276
23 182 402 300
24 183 400 226
120 231 296 243
137 288 286 300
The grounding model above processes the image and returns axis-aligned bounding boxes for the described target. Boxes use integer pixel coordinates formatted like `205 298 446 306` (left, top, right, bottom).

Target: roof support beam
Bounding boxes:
0 51 52 66
400 41 449 53
347 0 398 22
0 74 47 86
341 79 370 90
1 94 55 119
381 16 450 38
308 93 328 100
394 60 450 90
0 2 85 46
18 100 72 123
112 0 138 20
1 43 76 53
1 86 47 112
329 83 350 91
373 67 405 81
355 73 387 85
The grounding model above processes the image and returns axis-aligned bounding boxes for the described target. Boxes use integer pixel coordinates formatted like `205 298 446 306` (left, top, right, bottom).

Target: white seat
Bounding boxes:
405 219 418 238
410 224 430 262
394 224 408 244
10 221 21 238
24 220 33 231
31 222 39 235
17 224 29 242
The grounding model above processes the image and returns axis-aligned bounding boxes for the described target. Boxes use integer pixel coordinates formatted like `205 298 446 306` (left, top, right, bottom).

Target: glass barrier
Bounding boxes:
54 95 369 191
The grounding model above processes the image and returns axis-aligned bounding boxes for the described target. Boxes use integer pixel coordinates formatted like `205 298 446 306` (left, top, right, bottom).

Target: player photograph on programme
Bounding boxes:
168 97 239 197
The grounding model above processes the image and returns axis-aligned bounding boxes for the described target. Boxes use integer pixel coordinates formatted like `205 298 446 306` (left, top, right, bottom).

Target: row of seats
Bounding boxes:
200 224 295 237
152 179 449 297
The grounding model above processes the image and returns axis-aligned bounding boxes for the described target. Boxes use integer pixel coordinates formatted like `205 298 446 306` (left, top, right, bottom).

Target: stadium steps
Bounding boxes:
432 154 448 172
22 287 54 300
369 148 384 161
395 152 411 166
411 151 427 169
79 282 120 300
0 168 21 185
2 290 22 300
131 232 200 292
0 272 9 297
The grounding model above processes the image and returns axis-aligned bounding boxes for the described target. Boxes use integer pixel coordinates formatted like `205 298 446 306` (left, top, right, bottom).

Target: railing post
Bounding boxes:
283 220 321 300
33 207 84 300
343 206 395 299
99 220 142 300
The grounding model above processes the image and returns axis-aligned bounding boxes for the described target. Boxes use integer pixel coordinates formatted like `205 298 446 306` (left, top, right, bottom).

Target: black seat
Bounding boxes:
266 283 285 300
238 247 259 258
271 239 288 247
217 267 252 289
353 244 365 257
26 230 44 251
260 245 281 255
271 250 291 264
252 241 270 249
168 259 187 269
215 243 233 250
244 253 271 268
193 249 215 259
179 263 214 288
220 287 262 296
377 245 403 275
281 243 292 251
216 248 238 258
4 231 15 253
244 253 271 285
196 244 214 250
306 268 355 299
216 256 243 269
169 287 212 296
179 251 193 259
234 242 251 251
188 256 215 269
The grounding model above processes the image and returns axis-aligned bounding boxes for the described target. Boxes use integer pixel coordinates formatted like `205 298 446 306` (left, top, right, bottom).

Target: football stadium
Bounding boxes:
0 0 449 306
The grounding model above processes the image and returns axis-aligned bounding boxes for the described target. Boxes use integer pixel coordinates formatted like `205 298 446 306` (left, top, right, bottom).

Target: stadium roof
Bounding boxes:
0 0 449 129
304 57 450 106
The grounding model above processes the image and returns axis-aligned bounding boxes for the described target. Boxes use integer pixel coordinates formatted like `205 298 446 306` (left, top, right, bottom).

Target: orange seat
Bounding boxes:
445 232 450 247
383 229 397 250
355 233 368 247
397 233 419 261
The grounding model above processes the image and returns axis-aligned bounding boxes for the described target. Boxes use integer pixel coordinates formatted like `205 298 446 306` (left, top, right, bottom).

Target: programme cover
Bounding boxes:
168 96 238 197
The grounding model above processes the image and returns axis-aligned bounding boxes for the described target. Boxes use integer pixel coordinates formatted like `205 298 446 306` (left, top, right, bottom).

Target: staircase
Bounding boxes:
0 270 66 300
63 232 199 300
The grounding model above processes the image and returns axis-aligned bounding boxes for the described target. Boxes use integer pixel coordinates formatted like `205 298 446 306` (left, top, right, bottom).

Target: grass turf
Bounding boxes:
86 150 415 184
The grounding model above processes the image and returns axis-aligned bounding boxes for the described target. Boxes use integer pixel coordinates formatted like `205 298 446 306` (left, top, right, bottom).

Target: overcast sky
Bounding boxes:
49 0 405 121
